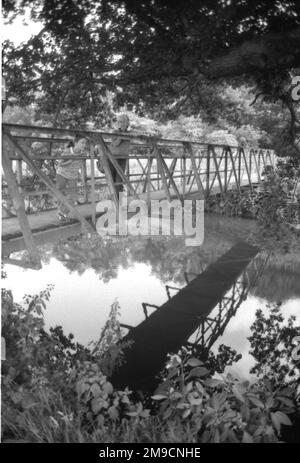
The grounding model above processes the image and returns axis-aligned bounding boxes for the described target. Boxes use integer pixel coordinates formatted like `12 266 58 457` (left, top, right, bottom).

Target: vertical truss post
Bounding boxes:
238 147 242 186
182 153 186 197
146 151 151 206
89 143 96 225
224 148 228 193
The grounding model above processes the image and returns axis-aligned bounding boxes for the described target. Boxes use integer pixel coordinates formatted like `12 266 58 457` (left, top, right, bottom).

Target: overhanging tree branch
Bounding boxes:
204 28 300 79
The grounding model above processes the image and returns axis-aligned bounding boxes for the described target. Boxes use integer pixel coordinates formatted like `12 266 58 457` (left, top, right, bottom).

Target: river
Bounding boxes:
3 214 300 378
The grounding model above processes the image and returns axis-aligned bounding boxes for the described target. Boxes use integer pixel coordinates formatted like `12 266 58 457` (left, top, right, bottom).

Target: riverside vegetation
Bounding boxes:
2 272 299 443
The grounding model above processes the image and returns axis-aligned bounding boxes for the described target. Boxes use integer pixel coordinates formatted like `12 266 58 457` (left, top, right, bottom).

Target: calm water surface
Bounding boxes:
4 215 300 378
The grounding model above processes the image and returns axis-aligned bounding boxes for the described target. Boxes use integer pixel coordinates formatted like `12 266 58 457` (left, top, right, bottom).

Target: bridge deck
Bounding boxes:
2 202 98 240
110 241 259 392
2 181 255 256
2 189 181 241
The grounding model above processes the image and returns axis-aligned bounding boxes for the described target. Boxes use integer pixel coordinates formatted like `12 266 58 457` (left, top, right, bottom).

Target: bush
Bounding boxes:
1 283 299 443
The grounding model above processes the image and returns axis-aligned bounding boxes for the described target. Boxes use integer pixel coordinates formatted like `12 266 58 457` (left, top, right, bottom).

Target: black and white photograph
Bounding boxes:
1 0 300 448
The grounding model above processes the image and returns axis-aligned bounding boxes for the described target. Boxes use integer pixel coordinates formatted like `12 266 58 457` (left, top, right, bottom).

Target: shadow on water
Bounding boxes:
108 242 263 392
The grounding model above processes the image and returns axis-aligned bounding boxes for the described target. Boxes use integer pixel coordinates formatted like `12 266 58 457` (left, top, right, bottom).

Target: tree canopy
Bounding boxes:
2 0 300 153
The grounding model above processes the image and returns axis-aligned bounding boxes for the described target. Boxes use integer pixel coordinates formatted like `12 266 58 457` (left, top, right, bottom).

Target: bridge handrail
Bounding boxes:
2 122 275 153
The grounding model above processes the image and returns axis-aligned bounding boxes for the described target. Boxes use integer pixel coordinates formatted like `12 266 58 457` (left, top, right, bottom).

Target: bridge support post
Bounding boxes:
89 144 96 225
2 141 42 269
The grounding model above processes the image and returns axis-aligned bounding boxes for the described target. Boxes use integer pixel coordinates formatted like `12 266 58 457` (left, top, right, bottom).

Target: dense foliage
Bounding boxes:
1 277 299 443
205 157 300 251
2 1 300 154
